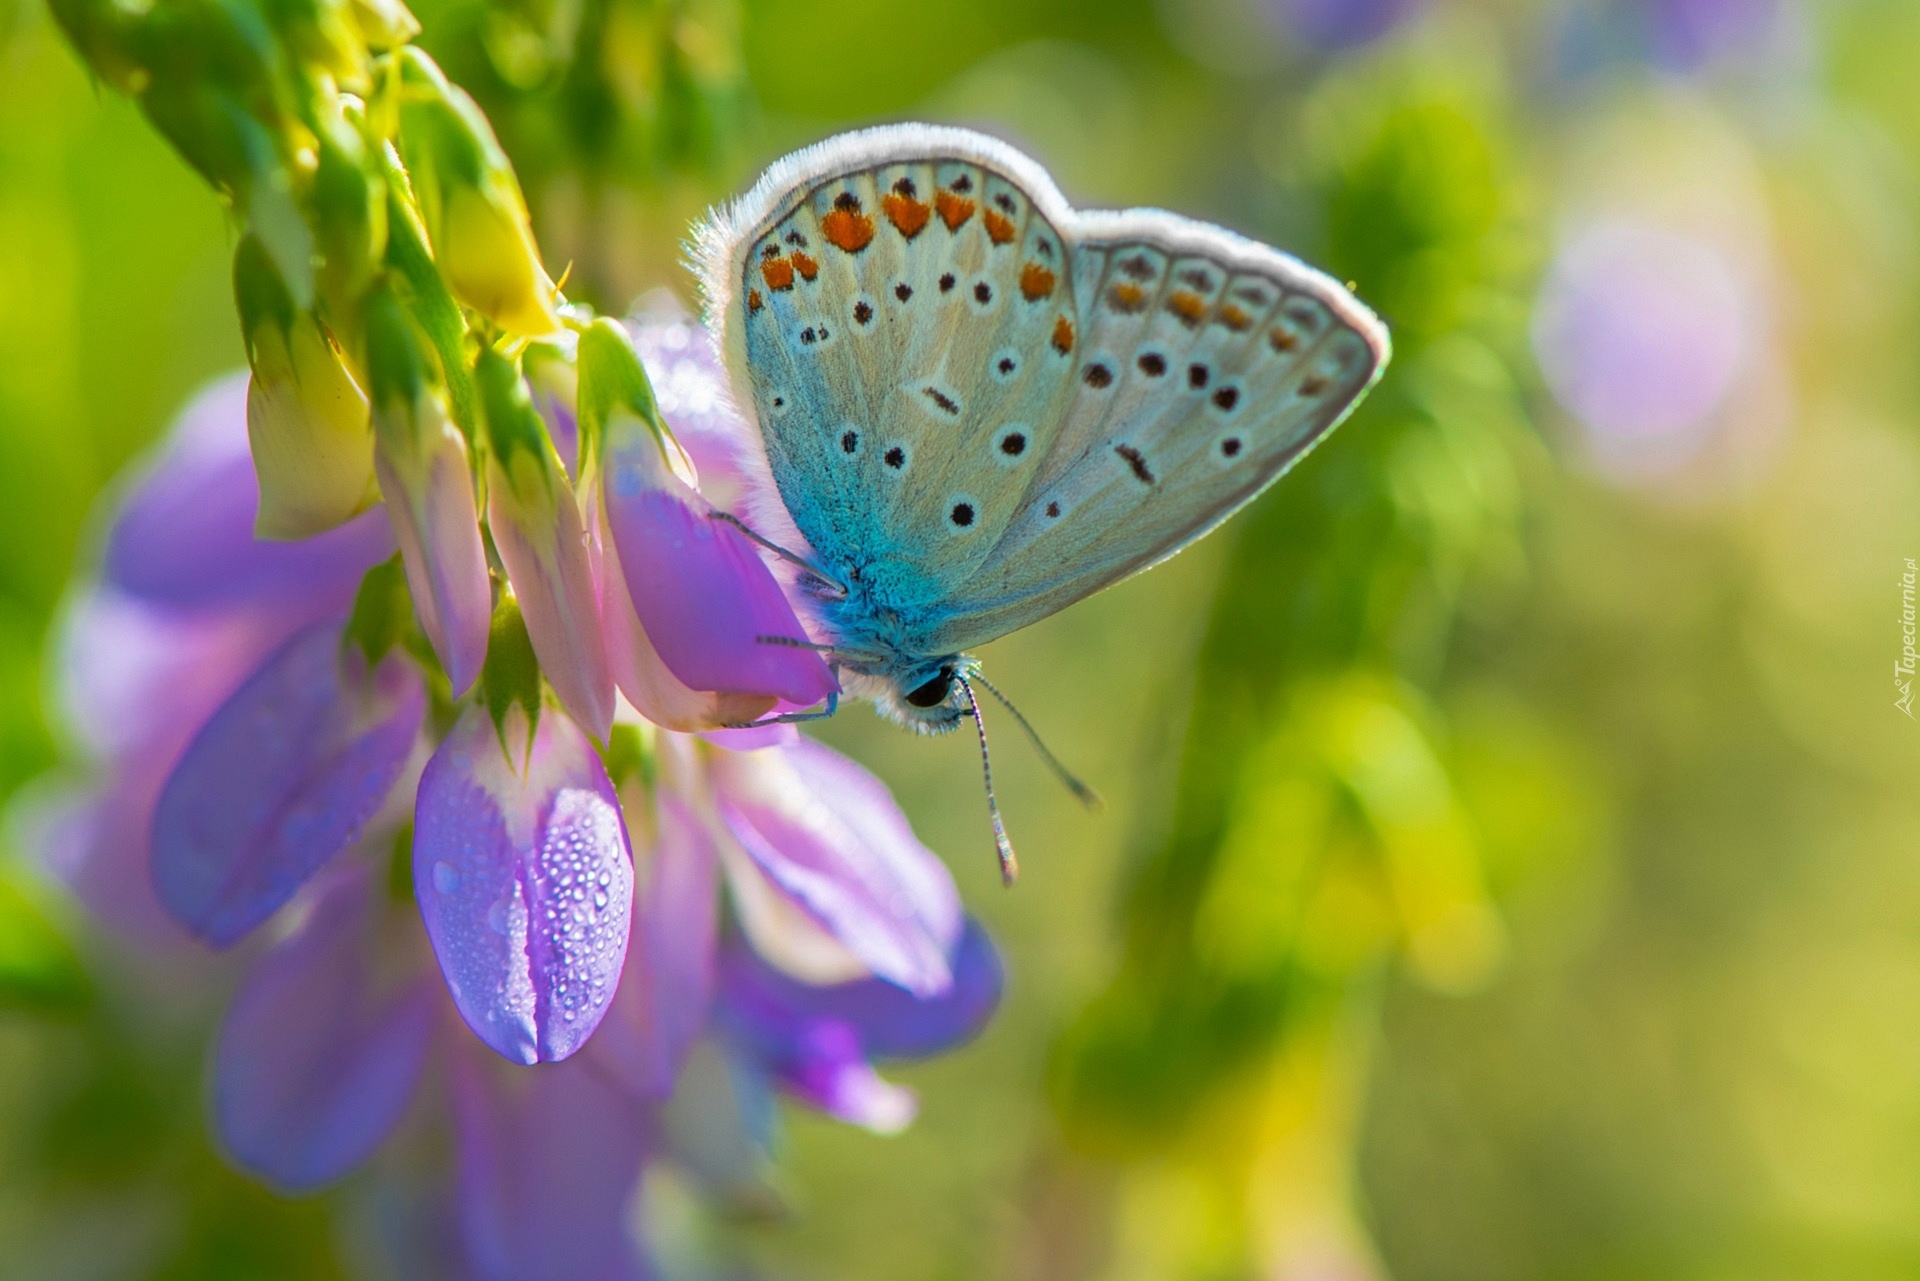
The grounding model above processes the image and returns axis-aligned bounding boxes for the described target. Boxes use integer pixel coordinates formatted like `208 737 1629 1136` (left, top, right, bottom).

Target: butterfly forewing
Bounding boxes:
734 156 1081 619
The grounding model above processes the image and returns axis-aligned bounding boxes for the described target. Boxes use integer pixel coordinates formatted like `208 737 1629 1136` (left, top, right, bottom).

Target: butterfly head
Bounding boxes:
859 656 979 733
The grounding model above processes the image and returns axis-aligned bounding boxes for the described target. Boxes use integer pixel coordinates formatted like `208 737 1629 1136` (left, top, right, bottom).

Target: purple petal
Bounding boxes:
712 922 1003 1133
375 417 492 696
151 623 424 947
586 793 717 1098
214 867 435 1192
627 317 757 513
37 590 313 945
601 449 834 708
452 1052 653 1281
697 724 796 752
710 737 962 997
718 918 1002 1063
104 372 393 611
595 504 778 732
414 706 634 1065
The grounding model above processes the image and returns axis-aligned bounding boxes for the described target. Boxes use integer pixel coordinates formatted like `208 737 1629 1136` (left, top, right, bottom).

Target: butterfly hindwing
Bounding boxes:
928 216 1386 651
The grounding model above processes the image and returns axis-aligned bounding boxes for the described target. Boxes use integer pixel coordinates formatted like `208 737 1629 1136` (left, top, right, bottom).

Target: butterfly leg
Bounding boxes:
709 511 849 599
756 634 886 666
722 689 840 729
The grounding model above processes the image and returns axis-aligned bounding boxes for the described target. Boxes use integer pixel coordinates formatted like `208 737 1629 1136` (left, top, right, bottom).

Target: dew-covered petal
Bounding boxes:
587 793 717 1098
452 1052 653 1281
414 706 634 1065
709 737 962 997
103 373 394 612
600 437 834 708
214 867 435 1192
151 623 425 948
595 499 776 732
373 406 492 697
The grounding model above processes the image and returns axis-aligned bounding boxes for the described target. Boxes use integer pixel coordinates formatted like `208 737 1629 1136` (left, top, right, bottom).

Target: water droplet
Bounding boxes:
433 862 461 894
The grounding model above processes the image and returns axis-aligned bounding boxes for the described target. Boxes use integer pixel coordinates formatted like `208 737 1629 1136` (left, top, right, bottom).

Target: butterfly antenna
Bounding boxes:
958 675 1019 886
969 671 1105 812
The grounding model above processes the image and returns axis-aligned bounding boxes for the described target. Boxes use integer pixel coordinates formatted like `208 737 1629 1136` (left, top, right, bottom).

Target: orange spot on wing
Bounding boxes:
760 257 795 291
748 288 763 312
1268 326 1298 351
1107 282 1146 313
1051 315 1075 354
1299 375 1327 395
822 209 875 253
983 209 1017 245
935 190 976 231
1167 291 1207 326
1019 262 1056 301
883 192 931 239
1218 303 1252 332
792 251 819 281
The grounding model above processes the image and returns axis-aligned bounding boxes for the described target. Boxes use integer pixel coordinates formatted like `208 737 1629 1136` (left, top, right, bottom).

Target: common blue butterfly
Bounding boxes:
696 125 1390 874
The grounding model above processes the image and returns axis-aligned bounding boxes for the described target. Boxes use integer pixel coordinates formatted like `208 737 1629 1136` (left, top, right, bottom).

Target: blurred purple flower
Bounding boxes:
715 919 1003 1134
1548 0 1796 80
1532 219 1750 449
1264 0 1421 51
1648 0 1780 68
152 622 423 947
214 865 436 1192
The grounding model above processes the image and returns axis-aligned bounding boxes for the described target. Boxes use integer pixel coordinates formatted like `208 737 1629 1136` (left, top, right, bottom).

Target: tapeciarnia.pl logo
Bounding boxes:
1899 558 1916 718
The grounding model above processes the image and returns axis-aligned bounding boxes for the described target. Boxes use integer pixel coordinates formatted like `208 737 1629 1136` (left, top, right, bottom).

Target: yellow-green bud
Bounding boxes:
396 49 558 336
234 236 378 539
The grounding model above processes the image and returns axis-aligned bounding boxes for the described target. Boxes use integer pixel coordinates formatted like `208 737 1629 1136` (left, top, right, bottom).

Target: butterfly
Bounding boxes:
695 124 1389 876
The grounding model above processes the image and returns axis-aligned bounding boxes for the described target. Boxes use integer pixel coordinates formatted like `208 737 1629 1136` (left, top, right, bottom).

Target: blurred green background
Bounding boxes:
5 0 1920 1277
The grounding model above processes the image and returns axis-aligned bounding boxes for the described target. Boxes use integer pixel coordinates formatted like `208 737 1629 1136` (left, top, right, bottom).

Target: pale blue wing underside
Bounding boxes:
697 125 1389 661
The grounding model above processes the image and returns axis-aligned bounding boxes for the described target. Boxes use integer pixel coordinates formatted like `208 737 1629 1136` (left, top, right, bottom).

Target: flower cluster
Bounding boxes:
33 318 1000 1275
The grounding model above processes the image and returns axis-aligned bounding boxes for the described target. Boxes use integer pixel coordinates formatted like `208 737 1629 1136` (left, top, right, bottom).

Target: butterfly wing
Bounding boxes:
697 126 1087 623
697 125 1387 657
923 211 1388 653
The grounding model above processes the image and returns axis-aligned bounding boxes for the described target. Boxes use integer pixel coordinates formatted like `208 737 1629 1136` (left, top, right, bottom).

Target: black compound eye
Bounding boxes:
904 668 955 709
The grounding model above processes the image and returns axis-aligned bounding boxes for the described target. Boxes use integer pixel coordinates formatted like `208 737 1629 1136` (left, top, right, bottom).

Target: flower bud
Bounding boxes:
365 288 492 695
348 0 420 49
396 49 558 336
575 320 836 715
235 236 380 539
477 347 613 739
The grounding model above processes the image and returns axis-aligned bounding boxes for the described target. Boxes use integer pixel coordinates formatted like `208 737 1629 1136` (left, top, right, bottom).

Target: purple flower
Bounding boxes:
28 314 1006 1274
